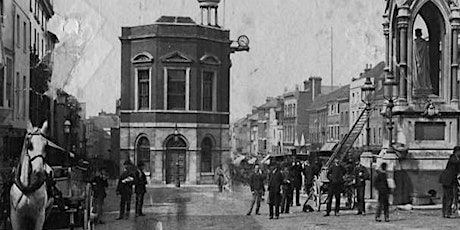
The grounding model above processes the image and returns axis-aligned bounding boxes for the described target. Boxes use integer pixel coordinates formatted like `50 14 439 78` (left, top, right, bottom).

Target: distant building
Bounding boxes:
119 0 233 184
231 116 251 155
307 85 350 153
349 63 385 153
85 111 120 160
256 97 283 156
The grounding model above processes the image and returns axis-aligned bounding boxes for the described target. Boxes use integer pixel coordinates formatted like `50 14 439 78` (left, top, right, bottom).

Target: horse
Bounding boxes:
9 121 53 230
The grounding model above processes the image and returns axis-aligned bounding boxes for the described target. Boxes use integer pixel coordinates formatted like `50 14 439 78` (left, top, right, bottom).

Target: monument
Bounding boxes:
380 0 460 204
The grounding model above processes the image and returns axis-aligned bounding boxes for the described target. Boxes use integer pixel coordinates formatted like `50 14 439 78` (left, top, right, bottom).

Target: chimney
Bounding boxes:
266 97 274 103
309 76 322 101
198 0 221 27
303 80 311 91
252 106 258 114
364 64 371 73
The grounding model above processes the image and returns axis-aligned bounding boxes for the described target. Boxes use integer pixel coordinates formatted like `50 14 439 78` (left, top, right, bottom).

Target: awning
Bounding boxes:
320 142 337 152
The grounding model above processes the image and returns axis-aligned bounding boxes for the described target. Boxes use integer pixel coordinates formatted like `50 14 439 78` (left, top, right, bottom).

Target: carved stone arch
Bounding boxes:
160 51 193 63
134 133 151 172
409 0 450 97
200 54 221 65
132 52 154 64
163 134 189 149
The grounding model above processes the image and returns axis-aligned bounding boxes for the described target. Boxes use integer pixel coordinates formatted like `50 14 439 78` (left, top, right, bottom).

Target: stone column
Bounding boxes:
383 14 391 94
451 7 460 105
397 6 410 104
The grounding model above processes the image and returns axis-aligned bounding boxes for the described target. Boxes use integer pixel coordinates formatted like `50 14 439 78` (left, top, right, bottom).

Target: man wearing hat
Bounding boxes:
135 162 147 217
116 161 135 220
439 146 460 218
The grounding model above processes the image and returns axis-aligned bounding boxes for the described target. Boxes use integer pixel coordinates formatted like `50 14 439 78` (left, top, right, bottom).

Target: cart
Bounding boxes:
48 165 96 230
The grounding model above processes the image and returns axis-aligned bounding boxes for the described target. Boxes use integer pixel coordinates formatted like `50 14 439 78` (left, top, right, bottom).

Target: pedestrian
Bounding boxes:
324 158 345 216
92 168 108 224
116 161 135 220
280 165 293 214
292 161 303 206
353 160 370 215
135 162 147 217
267 164 283 219
438 146 460 218
375 162 390 222
302 160 314 195
214 164 225 192
247 165 265 215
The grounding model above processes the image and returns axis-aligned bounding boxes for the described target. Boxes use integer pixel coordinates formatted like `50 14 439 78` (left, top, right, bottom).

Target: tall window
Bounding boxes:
0 66 4 107
23 75 26 118
15 72 19 118
202 71 214 111
16 15 20 48
167 69 186 110
136 137 150 173
0 0 4 24
23 22 26 52
201 138 212 173
6 58 12 107
137 69 149 110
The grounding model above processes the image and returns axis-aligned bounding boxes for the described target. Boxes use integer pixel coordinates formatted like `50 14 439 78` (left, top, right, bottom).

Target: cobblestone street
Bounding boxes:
91 185 459 230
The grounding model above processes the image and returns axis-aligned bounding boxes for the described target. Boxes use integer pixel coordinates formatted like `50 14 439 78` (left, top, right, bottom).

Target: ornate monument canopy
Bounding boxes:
383 0 460 106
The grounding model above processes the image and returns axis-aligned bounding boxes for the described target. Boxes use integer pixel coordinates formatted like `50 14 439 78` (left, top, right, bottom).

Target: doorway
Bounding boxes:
165 137 187 184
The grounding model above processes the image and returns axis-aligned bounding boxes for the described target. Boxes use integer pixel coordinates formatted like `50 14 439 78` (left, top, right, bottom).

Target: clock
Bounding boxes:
237 35 249 47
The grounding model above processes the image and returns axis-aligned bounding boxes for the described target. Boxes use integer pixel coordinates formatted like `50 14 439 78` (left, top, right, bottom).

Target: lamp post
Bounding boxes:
383 76 398 155
64 119 71 150
173 124 181 188
361 75 375 153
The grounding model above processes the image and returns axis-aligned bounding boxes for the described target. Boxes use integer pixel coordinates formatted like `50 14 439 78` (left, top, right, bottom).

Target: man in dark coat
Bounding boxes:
280 165 294 214
375 162 390 222
247 165 265 215
92 168 108 224
135 162 148 217
291 161 303 206
116 161 135 220
303 160 314 194
439 146 460 218
353 160 370 215
325 158 345 216
267 164 283 219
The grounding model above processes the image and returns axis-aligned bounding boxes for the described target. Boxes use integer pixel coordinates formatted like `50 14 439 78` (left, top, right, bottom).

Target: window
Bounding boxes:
0 66 3 106
41 39 44 57
136 69 149 110
166 69 186 110
136 137 150 173
0 0 4 24
293 104 296 117
23 22 26 52
15 72 19 118
201 138 213 173
33 29 37 53
6 58 12 107
202 71 214 111
23 75 26 118
16 15 20 48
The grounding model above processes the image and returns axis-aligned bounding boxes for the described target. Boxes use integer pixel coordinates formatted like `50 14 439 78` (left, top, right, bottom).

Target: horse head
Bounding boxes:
18 121 48 188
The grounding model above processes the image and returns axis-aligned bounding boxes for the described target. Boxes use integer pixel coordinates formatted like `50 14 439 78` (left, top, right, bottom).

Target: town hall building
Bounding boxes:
119 0 232 184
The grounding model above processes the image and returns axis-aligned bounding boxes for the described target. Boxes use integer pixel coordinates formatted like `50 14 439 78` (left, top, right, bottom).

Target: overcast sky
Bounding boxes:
48 0 385 120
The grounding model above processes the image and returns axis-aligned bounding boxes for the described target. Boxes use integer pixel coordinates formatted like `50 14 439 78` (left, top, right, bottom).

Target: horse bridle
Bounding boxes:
24 130 72 163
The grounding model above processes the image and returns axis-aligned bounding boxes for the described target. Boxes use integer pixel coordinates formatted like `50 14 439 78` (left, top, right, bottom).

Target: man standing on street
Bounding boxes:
375 162 390 222
325 158 345 216
292 161 303 206
353 160 370 215
303 160 314 195
135 162 147 217
439 146 460 218
267 164 283 219
280 165 293 214
116 161 135 220
247 165 265 215
215 165 225 192
92 168 108 224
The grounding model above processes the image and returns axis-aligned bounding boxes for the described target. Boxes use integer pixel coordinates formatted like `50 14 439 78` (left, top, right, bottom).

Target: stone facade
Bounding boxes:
119 4 232 184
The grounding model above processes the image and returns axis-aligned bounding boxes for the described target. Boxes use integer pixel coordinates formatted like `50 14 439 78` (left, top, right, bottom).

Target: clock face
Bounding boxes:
237 35 249 47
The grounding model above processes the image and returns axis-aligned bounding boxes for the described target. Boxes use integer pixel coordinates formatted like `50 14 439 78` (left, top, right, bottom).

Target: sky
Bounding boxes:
48 0 385 121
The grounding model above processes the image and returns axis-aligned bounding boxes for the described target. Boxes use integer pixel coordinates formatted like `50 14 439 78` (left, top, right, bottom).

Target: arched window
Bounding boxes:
136 137 150 173
201 137 213 173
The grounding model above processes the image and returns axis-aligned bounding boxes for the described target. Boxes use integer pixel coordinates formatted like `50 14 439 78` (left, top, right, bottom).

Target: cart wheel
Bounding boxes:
84 183 95 230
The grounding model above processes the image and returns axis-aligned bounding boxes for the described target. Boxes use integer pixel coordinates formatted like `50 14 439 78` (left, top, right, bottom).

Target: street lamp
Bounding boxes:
383 76 398 154
173 124 181 188
361 75 375 153
64 119 71 149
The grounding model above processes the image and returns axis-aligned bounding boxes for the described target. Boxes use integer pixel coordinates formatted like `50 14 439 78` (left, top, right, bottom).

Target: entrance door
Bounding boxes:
165 137 187 184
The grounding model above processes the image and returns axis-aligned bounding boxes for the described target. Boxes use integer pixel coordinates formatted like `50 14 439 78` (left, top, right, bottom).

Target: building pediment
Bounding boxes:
132 52 154 64
200 54 221 65
161 51 193 63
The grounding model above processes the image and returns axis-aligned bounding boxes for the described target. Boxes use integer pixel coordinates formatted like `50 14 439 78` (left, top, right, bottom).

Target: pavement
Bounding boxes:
78 184 460 230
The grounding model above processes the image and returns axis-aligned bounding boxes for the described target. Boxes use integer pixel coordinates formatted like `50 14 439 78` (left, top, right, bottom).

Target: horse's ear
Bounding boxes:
27 120 34 133
41 120 49 134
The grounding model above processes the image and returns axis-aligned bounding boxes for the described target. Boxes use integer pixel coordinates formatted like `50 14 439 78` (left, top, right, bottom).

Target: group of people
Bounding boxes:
90 160 148 224
245 158 393 222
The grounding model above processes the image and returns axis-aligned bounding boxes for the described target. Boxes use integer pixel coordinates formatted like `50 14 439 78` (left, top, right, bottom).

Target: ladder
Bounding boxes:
320 108 370 181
